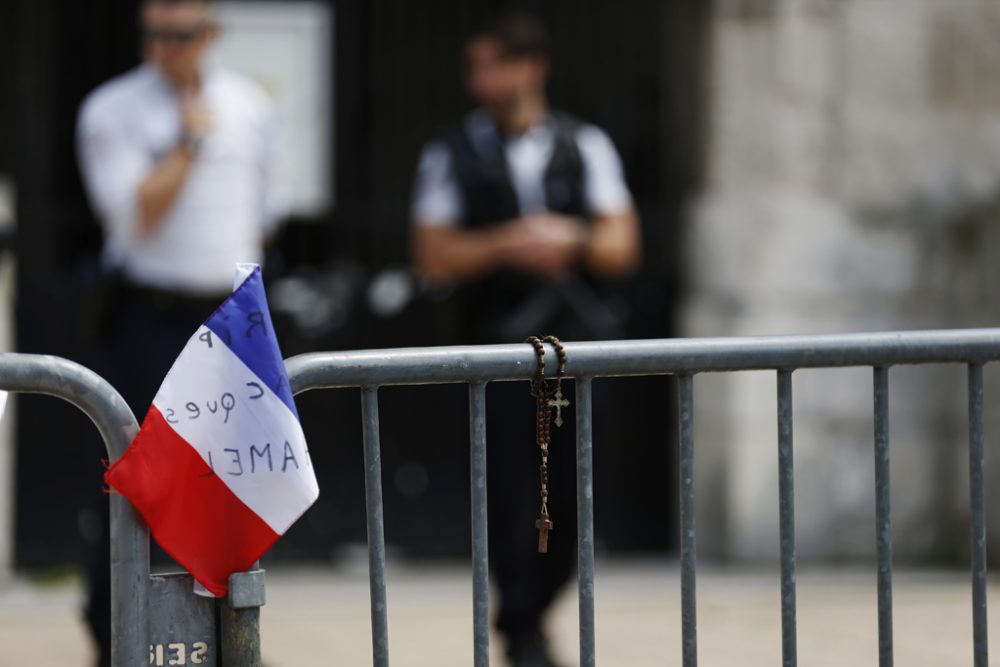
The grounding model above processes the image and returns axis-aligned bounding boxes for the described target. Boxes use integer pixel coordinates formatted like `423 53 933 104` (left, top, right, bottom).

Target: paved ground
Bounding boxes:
0 560 995 665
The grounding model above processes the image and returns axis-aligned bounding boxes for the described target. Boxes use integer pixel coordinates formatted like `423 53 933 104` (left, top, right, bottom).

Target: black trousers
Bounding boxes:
487 379 578 641
85 285 222 666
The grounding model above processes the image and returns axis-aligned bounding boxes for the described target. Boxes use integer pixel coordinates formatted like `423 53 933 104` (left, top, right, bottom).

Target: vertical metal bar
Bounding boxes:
468 382 490 667
109 492 149 667
576 378 596 667
678 374 697 667
777 369 797 667
968 363 989 667
361 386 390 667
220 566 265 666
219 601 260 666
873 366 893 667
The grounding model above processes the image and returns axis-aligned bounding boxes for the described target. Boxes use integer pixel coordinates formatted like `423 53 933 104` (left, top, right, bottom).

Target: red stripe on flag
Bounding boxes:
105 405 280 597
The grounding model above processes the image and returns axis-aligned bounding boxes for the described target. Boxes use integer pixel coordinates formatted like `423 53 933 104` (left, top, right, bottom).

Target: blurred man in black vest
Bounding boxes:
411 14 639 666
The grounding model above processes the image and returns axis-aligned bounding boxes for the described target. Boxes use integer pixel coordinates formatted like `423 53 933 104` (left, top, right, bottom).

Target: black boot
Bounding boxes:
506 631 561 667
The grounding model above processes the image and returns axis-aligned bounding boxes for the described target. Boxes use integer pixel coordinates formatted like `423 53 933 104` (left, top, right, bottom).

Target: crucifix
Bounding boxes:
535 514 554 553
548 388 570 428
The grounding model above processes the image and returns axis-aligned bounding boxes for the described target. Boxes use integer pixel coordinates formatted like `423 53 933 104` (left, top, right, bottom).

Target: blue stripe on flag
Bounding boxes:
203 267 299 418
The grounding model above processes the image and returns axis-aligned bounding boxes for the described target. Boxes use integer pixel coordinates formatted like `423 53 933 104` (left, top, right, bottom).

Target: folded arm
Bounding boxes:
412 207 639 284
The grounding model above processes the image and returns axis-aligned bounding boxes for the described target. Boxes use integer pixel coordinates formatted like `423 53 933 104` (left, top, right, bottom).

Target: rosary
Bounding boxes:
526 335 569 554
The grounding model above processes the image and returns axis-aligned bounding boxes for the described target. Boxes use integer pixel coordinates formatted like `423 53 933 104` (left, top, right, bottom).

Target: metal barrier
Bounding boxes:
286 328 1000 667
0 328 995 665
0 353 264 666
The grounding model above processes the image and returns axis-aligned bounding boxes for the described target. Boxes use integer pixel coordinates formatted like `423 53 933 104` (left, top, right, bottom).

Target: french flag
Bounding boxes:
105 264 319 597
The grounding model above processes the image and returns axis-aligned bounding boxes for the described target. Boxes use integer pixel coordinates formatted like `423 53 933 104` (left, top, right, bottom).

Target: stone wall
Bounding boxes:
686 0 1000 561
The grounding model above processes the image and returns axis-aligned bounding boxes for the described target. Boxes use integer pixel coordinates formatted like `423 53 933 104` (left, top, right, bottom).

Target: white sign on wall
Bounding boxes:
212 2 334 217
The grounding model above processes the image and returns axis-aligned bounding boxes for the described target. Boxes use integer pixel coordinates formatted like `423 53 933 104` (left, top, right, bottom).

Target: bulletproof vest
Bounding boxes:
443 112 588 230
440 113 620 343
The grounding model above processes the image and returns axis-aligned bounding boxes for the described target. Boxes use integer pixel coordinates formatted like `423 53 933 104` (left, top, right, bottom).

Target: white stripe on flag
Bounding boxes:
153 325 318 534
234 263 257 290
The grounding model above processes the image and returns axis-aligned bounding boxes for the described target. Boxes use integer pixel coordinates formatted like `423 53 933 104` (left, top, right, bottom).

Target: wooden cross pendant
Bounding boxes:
548 388 570 427
536 515 554 553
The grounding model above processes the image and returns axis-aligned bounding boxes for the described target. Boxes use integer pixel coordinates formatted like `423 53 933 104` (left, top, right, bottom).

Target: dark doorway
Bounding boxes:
4 0 707 568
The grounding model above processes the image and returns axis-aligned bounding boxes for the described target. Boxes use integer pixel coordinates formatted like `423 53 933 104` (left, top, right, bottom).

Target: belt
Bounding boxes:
119 280 229 316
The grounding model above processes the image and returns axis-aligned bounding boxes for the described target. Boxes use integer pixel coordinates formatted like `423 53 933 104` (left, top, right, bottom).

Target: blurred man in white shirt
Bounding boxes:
76 1 281 663
78 0 281 296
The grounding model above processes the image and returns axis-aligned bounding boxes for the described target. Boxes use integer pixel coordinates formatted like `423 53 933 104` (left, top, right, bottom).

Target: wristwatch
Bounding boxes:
179 132 204 157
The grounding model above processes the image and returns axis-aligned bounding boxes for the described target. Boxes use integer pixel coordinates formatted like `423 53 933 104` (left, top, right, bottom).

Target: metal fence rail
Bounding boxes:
0 353 146 666
286 328 1000 667
0 353 266 666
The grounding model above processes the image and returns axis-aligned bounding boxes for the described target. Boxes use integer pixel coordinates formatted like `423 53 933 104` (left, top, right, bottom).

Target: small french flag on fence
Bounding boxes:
105 264 319 597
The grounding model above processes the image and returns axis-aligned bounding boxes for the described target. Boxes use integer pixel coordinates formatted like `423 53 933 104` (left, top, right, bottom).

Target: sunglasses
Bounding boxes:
141 23 210 46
